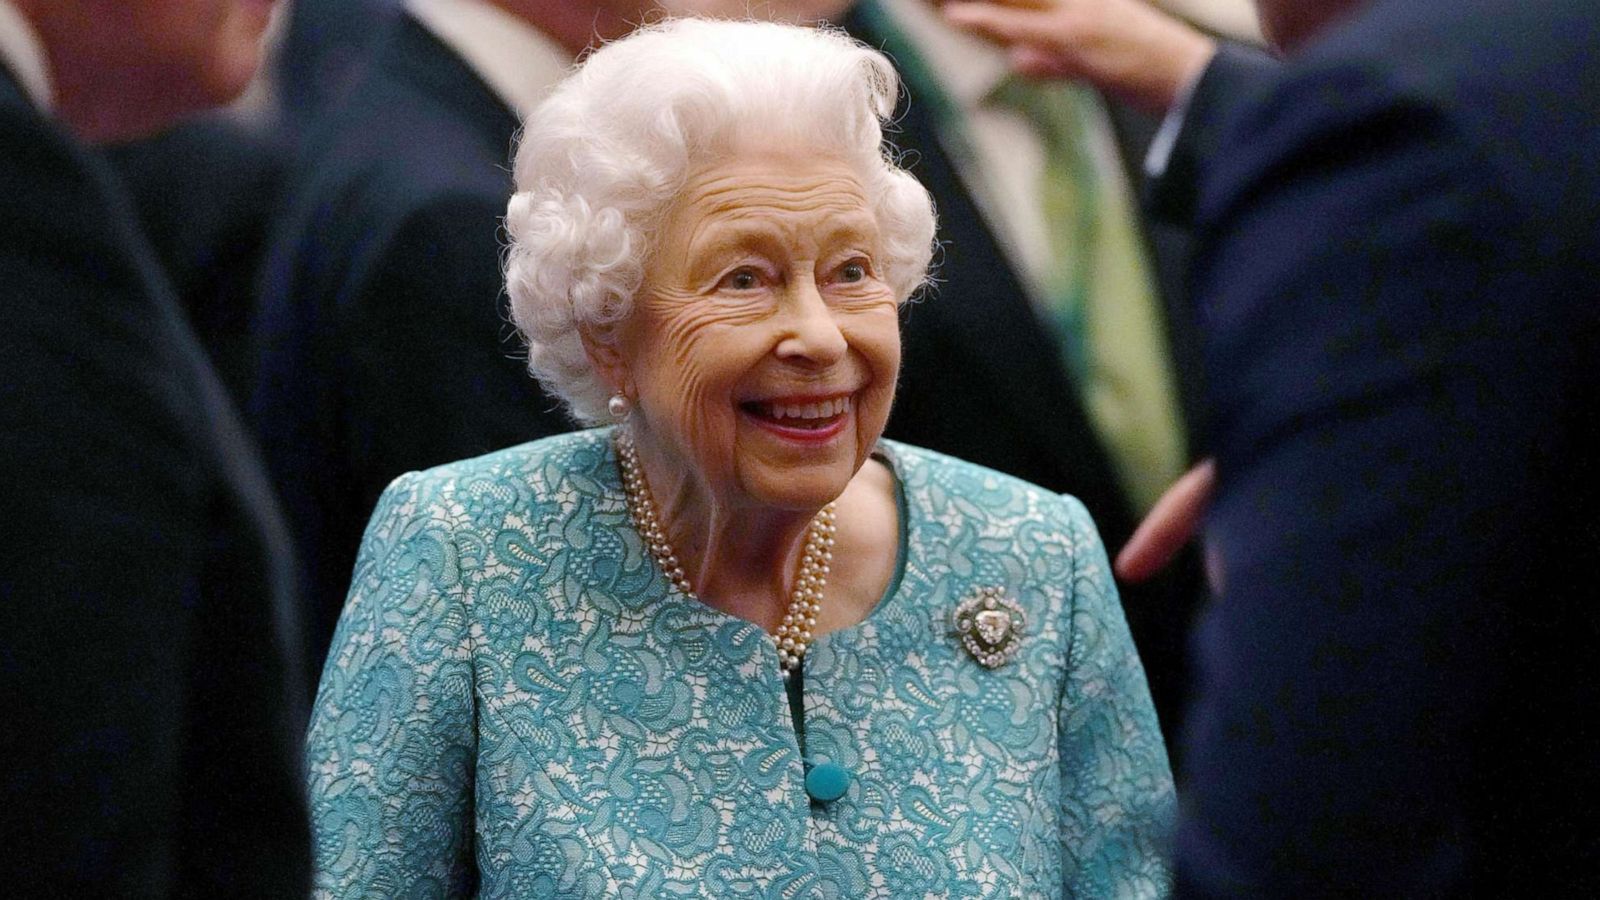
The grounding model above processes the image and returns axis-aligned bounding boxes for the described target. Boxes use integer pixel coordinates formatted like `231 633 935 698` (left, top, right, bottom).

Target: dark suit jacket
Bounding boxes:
1145 42 1280 232
254 15 573 672
104 117 290 399
1174 0 1600 893
841 1 1206 738
0 71 308 896
275 0 401 131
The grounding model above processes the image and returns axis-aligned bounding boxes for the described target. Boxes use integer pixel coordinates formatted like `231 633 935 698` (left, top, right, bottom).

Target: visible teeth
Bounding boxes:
762 396 852 420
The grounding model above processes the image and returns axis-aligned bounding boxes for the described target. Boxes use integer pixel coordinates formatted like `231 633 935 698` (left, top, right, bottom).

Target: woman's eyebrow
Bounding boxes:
818 214 882 246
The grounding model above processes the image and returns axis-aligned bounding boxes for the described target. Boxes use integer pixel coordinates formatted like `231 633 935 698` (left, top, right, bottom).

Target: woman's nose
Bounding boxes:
774 277 847 365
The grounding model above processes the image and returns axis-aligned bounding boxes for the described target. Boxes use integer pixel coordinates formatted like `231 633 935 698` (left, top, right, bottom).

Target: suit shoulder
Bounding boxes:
302 64 508 192
262 99 511 310
282 66 515 241
1216 0 1598 217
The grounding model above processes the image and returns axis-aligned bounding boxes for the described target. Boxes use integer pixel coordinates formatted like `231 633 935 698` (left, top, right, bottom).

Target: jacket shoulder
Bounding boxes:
881 439 1097 532
391 429 612 507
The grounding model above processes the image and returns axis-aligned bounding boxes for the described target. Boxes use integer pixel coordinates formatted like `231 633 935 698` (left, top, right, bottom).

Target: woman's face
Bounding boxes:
610 146 901 513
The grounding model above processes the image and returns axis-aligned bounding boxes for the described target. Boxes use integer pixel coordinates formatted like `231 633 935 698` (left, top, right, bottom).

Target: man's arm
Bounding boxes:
1 98 309 895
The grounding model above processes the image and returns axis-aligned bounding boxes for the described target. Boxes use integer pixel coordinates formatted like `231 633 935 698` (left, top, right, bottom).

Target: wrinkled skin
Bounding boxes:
589 144 901 629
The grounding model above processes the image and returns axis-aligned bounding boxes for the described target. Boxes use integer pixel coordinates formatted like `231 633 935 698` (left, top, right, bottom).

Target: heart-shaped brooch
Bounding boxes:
951 586 1026 669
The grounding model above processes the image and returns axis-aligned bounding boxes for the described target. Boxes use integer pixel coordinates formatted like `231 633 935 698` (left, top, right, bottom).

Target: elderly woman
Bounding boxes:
307 17 1172 898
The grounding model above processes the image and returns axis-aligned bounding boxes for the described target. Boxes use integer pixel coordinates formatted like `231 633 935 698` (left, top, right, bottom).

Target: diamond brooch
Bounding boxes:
951 586 1026 669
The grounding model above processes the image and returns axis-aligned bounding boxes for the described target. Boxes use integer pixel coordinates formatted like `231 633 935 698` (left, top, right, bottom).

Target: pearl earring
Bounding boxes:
607 393 631 419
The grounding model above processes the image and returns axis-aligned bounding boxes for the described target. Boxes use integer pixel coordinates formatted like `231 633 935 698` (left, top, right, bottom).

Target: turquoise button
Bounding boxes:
804 761 851 802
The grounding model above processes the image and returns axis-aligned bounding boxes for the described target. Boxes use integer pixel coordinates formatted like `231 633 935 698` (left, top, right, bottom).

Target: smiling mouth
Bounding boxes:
740 394 854 431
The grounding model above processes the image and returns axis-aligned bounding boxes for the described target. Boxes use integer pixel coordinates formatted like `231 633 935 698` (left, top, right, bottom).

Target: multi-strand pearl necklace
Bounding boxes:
615 432 837 674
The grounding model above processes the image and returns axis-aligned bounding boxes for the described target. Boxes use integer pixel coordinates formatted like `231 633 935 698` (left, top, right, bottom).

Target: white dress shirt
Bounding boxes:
406 0 573 119
878 0 1133 313
0 0 53 113
1143 59 1210 180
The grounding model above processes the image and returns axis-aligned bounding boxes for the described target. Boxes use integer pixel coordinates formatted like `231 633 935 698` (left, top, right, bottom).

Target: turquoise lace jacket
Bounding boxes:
307 429 1173 898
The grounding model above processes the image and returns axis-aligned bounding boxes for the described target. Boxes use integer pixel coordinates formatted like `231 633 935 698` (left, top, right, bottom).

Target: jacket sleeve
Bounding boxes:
307 472 478 897
1057 496 1176 899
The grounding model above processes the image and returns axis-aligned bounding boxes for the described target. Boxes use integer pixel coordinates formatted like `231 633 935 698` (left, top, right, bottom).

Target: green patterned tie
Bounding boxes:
988 75 1188 512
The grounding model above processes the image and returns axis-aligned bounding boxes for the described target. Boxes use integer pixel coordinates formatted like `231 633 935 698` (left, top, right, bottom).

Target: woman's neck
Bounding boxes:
629 434 820 633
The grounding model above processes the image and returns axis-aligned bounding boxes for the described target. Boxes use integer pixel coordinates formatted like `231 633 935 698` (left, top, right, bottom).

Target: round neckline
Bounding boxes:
604 430 914 671
811 444 912 652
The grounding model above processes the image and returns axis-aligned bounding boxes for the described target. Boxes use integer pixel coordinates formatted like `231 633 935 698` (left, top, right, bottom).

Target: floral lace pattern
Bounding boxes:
308 428 1173 898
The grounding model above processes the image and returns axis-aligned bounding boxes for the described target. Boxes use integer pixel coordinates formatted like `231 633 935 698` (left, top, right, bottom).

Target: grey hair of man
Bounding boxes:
503 16 937 424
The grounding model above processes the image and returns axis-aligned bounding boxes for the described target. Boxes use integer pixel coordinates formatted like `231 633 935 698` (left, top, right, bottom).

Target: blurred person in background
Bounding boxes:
950 0 1600 893
100 2 293 400
0 0 309 895
254 0 657 673
670 0 1258 743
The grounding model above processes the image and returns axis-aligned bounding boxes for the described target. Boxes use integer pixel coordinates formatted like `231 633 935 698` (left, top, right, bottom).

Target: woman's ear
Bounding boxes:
581 325 632 400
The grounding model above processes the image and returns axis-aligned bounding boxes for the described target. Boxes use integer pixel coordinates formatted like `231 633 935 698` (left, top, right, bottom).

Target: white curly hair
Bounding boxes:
503 16 937 424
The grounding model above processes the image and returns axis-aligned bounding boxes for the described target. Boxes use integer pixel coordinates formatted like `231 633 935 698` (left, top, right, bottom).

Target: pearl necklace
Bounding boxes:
615 431 837 674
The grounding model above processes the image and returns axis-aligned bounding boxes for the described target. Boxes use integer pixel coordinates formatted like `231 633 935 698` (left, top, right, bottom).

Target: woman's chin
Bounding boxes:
733 411 869 509
735 462 857 514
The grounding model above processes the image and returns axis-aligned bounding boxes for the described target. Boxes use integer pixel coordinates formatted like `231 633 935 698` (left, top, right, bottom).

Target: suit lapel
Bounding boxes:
899 98 1112 462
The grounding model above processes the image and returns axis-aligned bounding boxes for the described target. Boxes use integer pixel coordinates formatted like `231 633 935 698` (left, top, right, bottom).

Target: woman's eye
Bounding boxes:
838 260 868 283
719 268 762 291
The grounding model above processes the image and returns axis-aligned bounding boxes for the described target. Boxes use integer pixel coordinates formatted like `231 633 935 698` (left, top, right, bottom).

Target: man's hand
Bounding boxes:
1115 459 1215 582
662 0 854 23
942 0 1218 114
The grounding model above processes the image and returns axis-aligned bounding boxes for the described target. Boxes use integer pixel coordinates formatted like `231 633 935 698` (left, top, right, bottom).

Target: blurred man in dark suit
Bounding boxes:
1177 2 1599 891
952 0 1600 892
255 0 656 672
0 0 309 895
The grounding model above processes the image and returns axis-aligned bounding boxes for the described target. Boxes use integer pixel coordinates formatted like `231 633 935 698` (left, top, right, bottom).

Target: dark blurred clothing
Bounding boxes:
276 0 401 132
1143 41 1279 230
843 0 1207 741
103 117 289 398
1173 0 1600 894
254 14 573 675
0 69 309 897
